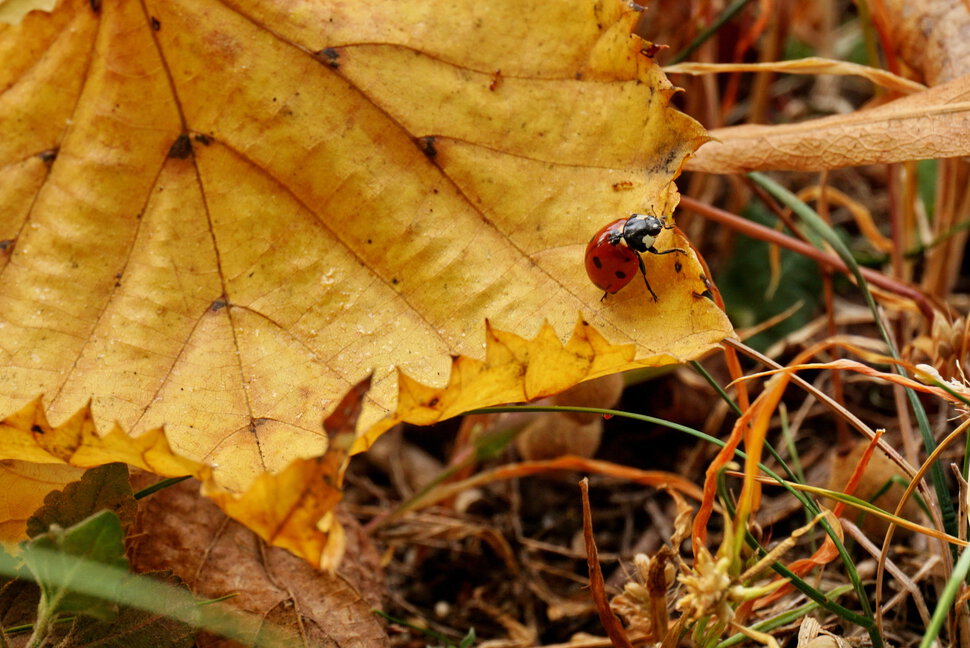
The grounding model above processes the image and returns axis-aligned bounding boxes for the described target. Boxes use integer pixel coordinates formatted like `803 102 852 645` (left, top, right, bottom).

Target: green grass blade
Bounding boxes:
747 172 956 542
920 543 970 648
474 404 879 642
667 0 754 64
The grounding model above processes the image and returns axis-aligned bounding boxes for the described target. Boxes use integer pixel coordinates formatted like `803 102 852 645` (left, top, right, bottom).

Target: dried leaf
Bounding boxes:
62 572 196 648
665 57 926 94
201 374 370 570
0 0 733 495
26 463 136 538
129 477 386 648
0 398 205 477
359 315 729 450
880 0 970 85
687 74 970 173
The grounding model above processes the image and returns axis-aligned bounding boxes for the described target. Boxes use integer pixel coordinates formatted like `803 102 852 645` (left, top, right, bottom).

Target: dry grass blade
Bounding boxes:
580 478 634 648
386 456 705 523
876 417 970 636
665 57 926 94
841 519 934 628
746 478 965 545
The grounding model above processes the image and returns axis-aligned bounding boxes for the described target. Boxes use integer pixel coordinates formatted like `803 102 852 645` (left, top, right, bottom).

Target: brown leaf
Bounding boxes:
129 477 386 648
26 462 136 537
687 74 970 173
580 478 634 648
880 0 970 85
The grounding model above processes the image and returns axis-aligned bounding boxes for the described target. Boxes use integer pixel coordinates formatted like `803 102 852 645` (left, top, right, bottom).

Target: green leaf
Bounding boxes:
23 510 129 621
717 202 822 350
26 464 135 538
457 627 477 648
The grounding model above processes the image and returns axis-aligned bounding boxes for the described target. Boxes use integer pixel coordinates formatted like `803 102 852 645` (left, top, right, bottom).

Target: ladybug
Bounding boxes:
584 213 684 301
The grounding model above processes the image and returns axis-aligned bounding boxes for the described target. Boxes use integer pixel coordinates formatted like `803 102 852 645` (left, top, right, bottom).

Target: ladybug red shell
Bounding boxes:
585 218 639 294
584 214 684 301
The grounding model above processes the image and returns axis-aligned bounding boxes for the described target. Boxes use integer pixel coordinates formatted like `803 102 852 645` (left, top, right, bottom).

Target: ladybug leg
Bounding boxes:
636 254 659 301
600 291 609 302
646 246 686 256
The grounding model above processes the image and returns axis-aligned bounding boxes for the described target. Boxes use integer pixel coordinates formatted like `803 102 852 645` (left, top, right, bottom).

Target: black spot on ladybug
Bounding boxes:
317 48 340 68
0 239 15 253
38 148 58 164
89 0 101 12
674 260 683 273
194 133 212 146
417 136 437 160
615 270 627 279
31 424 44 434
592 256 603 269
167 134 193 159
210 298 227 312
150 16 161 30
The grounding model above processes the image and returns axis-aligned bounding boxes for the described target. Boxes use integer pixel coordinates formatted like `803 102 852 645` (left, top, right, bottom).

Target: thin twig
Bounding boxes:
679 195 937 322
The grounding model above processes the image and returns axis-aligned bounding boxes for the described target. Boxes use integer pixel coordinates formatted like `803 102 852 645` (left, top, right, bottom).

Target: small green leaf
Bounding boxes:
24 510 129 621
718 203 822 351
457 627 476 648
27 464 135 538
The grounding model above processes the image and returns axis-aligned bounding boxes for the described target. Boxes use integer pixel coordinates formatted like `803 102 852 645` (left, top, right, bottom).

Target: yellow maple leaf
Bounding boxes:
0 0 732 517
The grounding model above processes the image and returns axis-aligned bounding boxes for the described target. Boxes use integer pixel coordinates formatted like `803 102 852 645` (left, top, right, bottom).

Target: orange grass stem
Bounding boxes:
369 456 706 531
678 195 936 323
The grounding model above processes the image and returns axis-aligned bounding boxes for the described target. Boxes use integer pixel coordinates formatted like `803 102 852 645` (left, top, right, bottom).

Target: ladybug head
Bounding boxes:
622 214 663 252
